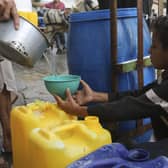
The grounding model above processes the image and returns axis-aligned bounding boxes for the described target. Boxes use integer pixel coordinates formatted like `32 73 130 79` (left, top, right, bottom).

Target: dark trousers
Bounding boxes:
55 32 65 49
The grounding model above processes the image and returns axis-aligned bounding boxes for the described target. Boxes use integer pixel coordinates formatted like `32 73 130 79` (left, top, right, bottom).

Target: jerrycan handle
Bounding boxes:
14 106 32 115
32 128 65 149
38 129 51 140
84 116 102 128
37 128 56 140
53 123 97 141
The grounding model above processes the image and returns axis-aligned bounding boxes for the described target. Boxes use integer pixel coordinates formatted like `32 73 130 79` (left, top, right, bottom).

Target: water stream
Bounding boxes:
43 47 57 75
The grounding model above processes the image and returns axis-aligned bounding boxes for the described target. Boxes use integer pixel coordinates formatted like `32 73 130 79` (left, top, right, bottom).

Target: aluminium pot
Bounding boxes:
0 16 49 67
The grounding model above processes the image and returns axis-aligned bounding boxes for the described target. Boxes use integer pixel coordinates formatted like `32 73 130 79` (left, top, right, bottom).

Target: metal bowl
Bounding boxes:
0 16 49 67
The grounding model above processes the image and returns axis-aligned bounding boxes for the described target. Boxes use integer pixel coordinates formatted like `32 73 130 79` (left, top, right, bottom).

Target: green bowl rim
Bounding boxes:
42 74 81 82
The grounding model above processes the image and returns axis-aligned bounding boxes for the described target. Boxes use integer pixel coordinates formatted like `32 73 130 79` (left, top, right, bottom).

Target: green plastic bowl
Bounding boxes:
43 74 81 99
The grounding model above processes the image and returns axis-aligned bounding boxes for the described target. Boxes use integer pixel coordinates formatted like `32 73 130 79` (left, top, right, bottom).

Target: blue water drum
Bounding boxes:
67 8 155 143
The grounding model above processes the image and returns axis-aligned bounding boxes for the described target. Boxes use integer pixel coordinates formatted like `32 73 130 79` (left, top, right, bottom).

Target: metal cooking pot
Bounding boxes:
0 16 49 67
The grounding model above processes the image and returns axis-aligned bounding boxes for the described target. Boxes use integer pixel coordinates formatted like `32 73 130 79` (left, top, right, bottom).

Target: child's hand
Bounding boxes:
54 88 88 117
73 80 95 105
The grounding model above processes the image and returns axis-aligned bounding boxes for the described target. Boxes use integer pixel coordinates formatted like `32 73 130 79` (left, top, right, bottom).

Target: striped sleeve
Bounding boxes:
145 80 168 113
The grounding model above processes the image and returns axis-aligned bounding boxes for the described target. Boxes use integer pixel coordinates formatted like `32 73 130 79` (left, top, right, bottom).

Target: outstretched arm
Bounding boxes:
54 81 167 122
74 80 108 105
74 80 156 105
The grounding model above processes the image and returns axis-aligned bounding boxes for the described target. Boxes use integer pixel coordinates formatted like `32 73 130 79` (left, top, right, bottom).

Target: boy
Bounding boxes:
55 15 168 141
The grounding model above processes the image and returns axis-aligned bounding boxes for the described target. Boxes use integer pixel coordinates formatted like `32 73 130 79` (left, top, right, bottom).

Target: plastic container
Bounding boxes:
68 9 152 91
18 11 38 26
67 143 168 168
43 74 81 99
11 100 76 168
16 0 38 26
28 116 112 168
67 8 155 143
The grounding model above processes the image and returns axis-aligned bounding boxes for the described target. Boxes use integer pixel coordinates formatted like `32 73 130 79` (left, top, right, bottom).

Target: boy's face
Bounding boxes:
150 30 168 70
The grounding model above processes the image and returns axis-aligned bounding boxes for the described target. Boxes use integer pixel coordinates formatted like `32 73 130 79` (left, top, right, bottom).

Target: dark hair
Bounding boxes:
152 16 168 50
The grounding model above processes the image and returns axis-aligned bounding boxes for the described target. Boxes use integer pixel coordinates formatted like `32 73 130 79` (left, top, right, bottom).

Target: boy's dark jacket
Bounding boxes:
88 71 168 140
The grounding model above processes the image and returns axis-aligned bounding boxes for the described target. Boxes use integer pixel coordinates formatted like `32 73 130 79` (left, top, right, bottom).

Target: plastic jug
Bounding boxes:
29 116 112 168
15 0 38 26
18 11 38 26
11 100 76 168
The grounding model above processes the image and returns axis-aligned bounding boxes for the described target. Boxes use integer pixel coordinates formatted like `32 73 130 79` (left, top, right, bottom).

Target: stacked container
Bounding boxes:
29 117 111 168
18 11 38 26
11 101 76 168
11 101 112 168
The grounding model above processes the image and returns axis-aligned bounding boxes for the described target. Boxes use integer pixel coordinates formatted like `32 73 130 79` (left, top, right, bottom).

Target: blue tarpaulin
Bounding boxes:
67 143 168 168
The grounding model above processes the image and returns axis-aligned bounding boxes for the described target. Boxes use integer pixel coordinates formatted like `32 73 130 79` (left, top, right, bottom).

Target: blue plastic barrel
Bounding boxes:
67 8 155 143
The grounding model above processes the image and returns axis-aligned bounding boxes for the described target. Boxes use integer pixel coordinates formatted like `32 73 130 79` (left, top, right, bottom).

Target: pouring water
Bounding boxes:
43 46 57 75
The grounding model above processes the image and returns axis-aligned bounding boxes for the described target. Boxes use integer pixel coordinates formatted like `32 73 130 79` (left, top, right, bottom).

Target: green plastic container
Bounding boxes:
43 74 81 99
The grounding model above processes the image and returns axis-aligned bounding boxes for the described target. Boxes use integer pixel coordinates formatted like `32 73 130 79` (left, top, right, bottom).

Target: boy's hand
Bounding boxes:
73 80 94 105
54 88 88 117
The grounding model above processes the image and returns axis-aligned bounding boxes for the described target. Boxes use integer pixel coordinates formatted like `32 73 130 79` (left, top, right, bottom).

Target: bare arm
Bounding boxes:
74 80 108 105
32 1 45 8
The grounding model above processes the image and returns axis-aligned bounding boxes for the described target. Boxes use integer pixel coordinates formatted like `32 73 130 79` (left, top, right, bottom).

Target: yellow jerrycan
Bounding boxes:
29 116 112 168
15 0 38 26
18 11 38 26
11 100 76 168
